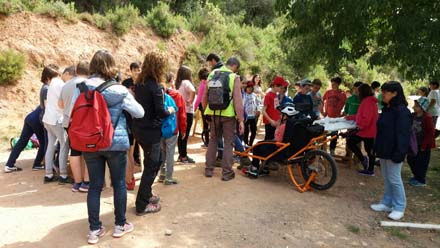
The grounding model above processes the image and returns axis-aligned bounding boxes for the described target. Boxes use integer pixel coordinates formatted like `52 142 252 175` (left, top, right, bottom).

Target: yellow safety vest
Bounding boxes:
204 66 236 117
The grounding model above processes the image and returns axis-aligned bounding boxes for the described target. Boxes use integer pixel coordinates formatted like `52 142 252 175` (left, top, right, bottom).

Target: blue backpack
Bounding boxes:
162 93 178 138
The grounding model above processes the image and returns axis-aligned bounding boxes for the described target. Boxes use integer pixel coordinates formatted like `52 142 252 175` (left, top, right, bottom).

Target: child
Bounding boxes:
308 79 322 120
344 81 362 116
321 76 347 155
262 76 285 140
243 81 261 146
293 79 314 118
407 96 435 186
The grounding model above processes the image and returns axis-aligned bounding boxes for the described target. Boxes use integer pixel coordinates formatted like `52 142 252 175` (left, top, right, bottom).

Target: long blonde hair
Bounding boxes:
136 51 168 84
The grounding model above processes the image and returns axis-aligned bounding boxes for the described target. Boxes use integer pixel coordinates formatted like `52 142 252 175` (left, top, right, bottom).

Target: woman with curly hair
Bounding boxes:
133 51 176 215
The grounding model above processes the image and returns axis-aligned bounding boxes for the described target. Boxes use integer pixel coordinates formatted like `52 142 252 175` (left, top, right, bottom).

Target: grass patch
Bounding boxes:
347 225 360 234
385 227 408 240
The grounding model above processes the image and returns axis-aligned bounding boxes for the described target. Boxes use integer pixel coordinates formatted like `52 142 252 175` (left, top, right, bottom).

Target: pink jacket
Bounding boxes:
194 79 207 112
346 96 378 138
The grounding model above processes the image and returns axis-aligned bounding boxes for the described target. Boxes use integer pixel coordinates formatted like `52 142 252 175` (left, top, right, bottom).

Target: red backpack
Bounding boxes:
68 80 117 152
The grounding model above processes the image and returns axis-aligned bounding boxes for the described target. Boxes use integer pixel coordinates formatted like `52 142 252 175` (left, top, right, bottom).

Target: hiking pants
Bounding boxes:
160 135 178 179
205 116 235 179
347 134 375 172
44 123 68 177
244 118 257 146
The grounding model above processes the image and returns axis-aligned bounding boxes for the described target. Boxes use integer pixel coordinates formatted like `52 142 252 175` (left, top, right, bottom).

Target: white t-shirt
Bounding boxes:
428 89 440 116
43 77 65 125
178 79 196 114
59 76 86 128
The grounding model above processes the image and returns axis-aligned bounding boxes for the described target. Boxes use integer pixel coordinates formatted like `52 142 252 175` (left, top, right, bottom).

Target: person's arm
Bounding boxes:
177 95 187 138
343 97 349 115
427 91 436 109
320 92 327 116
338 92 347 117
421 114 435 151
185 81 196 107
355 102 376 130
392 107 411 163
232 76 245 134
122 91 144 119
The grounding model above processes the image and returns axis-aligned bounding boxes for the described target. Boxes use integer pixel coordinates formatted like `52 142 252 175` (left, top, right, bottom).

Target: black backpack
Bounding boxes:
207 70 232 110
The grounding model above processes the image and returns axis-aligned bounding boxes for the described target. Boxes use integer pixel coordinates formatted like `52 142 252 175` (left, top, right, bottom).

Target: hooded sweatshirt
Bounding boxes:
166 88 187 135
346 96 378 138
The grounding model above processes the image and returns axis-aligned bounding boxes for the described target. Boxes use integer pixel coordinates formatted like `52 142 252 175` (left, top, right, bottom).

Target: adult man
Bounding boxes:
202 57 244 181
58 61 90 192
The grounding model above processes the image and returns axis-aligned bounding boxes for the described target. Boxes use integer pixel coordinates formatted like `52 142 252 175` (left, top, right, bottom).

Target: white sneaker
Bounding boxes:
370 203 392 212
113 222 134 238
388 211 404 220
88 226 105 245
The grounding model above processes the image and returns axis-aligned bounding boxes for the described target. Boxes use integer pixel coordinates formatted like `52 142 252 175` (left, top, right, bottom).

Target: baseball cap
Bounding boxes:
415 96 430 112
300 79 311 87
272 76 286 86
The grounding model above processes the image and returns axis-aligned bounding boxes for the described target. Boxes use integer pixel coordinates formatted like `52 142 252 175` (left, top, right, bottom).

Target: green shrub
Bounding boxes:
93 13 111 30
187 3 225 35
34 0 77 23
0 49 26 85
106 4 140 36
78 12 94 25
0 0 24 15
146 2 177 38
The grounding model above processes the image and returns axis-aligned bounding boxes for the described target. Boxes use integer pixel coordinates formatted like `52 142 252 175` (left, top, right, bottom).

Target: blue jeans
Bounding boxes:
136 142 162 212
380 159 406 212
83 151 127 231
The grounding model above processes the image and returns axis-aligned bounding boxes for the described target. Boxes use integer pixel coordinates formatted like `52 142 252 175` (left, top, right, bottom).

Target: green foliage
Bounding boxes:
93 13 110 30
276 0 440 80
77 12 94 24
0 0 24 15
0 49 26 85
187 2 225 35
34 0 77 22
146 2 177 38
106 4 140 36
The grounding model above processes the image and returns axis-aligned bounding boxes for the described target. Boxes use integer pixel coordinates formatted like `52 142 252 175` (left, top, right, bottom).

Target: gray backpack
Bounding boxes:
207 71 232 110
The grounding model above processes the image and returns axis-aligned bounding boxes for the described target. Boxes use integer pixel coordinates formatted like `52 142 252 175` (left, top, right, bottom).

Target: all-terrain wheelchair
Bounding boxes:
235 107 338 192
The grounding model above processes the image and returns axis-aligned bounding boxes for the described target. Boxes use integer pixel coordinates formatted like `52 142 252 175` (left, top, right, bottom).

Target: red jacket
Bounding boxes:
346 96 378 138
166 88 187 135
419 112 436 150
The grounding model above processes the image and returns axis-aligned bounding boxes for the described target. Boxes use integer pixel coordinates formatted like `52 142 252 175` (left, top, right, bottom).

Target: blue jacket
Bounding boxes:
78 78 144 151
374 104 411 163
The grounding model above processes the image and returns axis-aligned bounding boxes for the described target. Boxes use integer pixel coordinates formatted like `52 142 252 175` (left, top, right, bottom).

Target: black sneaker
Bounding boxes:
32 164 45 171
4 165 23 173
44 176 58 184
58 176 74 185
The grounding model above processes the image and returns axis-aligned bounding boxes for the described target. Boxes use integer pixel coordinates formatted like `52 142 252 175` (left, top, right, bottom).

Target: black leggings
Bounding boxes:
347 134 375 171
244 118 257 146
178 113 194 158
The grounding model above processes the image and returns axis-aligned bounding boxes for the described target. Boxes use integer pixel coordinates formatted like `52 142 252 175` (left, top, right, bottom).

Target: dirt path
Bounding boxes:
0 135 439 248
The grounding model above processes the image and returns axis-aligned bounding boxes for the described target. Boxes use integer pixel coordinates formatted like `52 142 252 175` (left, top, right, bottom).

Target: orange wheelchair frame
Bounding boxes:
235 133 337 193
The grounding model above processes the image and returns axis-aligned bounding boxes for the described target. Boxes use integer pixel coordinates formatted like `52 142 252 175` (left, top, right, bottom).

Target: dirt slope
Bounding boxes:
0 12 197 150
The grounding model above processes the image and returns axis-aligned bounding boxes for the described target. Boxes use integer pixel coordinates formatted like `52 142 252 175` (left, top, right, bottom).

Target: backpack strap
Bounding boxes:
95 79 118 93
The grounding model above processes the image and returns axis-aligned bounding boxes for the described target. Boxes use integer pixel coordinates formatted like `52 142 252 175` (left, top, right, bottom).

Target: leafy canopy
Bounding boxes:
276 0 440 80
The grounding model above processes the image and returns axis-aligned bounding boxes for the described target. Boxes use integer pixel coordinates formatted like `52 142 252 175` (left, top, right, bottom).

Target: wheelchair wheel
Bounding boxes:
300 149 337 190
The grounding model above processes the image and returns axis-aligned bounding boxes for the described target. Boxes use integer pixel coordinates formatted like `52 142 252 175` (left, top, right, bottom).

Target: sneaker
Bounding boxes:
358 169 375 176
113 222 134 238
181 156 196 164
58 176 74 185
409 180 426 187
361 156 369 171
164 178 179 185
221 172 235 181
79 182 89 192
158 174 166 183
44 175 58 184
71 183 82 192
370 203 393 212
388 211 404 221
32 164 45 171
88 226 105 245
4 165 23 173
205 169 213 178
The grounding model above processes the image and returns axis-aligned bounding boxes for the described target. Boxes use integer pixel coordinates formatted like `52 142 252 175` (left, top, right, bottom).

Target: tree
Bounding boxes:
276 0 440 80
